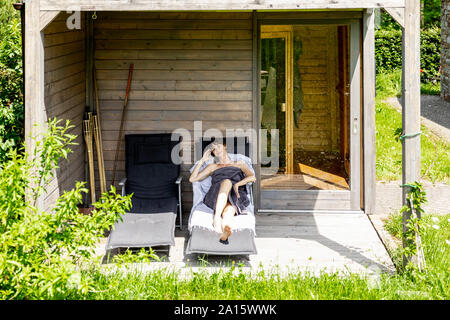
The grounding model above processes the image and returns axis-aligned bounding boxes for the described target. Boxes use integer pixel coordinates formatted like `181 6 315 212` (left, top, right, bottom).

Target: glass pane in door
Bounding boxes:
260 37 286 177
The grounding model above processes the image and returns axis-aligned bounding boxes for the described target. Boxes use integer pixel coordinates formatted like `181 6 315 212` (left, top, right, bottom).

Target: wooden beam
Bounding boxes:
363 9 376 214
349 21 361 210
40 10 60 31
251 10 260 211
40 0 406 11
25 0 47 208
401 0 421 266
384 7 405 28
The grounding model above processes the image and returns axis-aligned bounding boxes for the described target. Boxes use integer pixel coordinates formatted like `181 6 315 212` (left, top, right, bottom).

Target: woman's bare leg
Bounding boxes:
213 179 232 233
220 204 235 241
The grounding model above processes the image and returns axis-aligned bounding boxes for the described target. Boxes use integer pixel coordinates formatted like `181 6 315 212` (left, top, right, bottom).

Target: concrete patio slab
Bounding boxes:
97 213 396 278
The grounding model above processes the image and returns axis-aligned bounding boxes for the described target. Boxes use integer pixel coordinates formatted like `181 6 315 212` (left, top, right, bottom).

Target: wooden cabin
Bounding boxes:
22 0 421 225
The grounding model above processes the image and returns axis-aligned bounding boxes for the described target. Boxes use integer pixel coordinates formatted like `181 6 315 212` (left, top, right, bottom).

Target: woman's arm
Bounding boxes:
233 161 256 198
189 149 217 183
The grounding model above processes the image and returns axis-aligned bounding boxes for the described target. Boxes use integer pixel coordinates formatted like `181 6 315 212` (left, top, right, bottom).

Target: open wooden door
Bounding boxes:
258 22 361 212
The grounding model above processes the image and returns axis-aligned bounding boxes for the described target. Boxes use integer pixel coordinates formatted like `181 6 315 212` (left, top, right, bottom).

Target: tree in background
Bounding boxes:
422 0 441 27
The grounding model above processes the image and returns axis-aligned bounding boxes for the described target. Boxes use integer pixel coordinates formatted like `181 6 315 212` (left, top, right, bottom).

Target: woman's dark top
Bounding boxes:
203 166 250 215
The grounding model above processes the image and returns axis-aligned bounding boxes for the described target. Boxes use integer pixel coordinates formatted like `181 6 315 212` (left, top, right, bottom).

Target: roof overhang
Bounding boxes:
39 0 405 11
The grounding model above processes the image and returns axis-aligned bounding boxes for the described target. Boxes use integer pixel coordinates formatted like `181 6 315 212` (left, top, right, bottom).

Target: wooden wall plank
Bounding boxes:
95 39 252 50
95 49 253 60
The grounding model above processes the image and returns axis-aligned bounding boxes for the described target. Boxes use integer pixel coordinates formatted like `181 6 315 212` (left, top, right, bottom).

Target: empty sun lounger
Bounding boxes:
106 133 182 251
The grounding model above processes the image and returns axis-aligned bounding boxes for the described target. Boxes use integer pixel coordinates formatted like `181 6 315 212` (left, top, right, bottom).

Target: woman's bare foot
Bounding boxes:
213 215 222 233
220 225 232 241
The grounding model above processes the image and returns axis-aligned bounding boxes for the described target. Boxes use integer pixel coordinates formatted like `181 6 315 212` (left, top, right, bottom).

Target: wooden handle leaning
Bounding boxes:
83 115 96 204
112 63 134 186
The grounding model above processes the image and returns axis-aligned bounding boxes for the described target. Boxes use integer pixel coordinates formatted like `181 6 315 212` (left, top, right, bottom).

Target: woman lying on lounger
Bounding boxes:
189 141 256 244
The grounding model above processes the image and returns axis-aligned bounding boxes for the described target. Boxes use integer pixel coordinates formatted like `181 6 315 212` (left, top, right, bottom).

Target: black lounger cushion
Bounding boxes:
129 196 178 214
125 133 180 214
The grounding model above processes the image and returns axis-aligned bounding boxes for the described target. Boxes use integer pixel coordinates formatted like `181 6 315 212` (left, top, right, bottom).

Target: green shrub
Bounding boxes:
0 118 132 299
375 28 403 74
0 0 24 162
375 27 441 84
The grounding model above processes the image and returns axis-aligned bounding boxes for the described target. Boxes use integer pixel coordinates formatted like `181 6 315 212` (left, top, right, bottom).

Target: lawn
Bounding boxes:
375 70 450 183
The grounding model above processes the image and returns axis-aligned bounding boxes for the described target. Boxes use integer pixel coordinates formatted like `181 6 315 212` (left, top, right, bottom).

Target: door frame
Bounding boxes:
260 27 294 174
254 18 362 212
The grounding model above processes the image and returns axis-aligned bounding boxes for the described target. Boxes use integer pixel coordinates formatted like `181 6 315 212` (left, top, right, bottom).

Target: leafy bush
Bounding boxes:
0 118 132 299
0 0 24 162
375 27 441 84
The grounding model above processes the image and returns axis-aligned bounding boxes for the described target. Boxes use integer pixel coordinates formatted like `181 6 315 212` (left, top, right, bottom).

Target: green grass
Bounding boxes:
376 69 441 99
376 69 403 100
421 82 441 95
57 213 449 300
375 71 450 183
384 212 450 272
375 101 450 183
72 266 447 300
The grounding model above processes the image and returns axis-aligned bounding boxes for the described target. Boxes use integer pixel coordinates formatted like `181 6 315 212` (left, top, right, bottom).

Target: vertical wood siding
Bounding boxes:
43 13 86 210
94 12 253 216
293 25 339 152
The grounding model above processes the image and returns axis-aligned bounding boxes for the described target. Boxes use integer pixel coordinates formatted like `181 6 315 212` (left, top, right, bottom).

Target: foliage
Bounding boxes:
399 182 428 270
420 81 441 95
422 0 442 27
385 211 449 276
375 27 441 84
0 0 24 162
376 69 403 100
109 248 161 268
375 97 450 183
0 118 132 299
378 1 442 29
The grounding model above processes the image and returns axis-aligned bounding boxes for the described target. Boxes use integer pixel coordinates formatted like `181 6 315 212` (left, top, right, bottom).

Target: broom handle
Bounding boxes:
84 118 96 204
93 67 107 194
112 63 134 186
93 117 106 194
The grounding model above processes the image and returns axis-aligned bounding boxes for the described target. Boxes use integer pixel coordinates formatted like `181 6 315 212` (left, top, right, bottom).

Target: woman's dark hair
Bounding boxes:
210 141 226 157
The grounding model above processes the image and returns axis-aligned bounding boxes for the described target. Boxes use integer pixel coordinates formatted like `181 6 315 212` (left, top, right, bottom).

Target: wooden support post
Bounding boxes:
252 10 260 211
85 12 94 204
363 9 376 214
401 0 421 267
25 0 46 208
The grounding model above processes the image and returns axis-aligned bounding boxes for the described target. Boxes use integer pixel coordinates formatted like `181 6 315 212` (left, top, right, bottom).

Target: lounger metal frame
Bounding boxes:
119 176 183 230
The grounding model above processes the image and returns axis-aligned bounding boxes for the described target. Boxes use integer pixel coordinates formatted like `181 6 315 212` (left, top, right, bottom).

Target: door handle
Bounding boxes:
353 117 358 134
